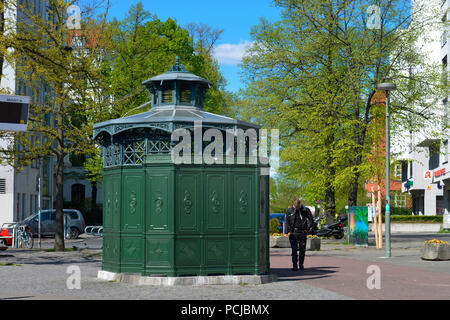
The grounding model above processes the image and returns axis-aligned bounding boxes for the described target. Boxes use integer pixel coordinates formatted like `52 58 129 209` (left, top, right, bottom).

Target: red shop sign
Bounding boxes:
434 168 445 178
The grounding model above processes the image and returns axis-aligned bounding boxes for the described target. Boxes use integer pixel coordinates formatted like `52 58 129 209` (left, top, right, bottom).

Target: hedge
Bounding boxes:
381 215 443 223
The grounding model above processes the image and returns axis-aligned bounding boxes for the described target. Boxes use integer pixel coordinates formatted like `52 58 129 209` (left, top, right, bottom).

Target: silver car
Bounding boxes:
23 209 86 239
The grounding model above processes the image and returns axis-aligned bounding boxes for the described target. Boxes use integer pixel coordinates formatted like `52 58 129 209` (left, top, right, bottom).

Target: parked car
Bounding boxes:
0 226 13 246
269 213 286 233
22 209 86 239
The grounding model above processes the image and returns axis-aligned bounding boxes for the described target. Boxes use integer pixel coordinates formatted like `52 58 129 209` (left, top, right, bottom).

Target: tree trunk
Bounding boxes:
324 184 336 225
323 132 336 224
54 153 65 251
0 0 5 79
91 180 97 221
54 107 65 251
348 155 363 207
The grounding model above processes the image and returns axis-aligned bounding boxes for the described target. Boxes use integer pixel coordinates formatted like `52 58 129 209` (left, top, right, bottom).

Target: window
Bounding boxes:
444 140 449 163
401 161 408 182
30 195 34 215
429 143 440 170
67 211 79 220
444 99 449 129
179 84 192 104
21 194 26 220
442 15 448 48
71 184 85 204
71 36 86 48
0 179 6 194
196 88 203 106
409 160 413 178
394 163 402 179
40 212 51 222
393 192 407 208
443 55 448 88
161 84 173 104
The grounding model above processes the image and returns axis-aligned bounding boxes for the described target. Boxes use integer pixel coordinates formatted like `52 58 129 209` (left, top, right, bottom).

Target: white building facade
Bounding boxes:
429 0 450 214
400 0 449 215
0 0 57 226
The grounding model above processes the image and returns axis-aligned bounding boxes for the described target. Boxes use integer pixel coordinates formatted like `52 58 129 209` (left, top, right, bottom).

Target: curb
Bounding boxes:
97 270 278 286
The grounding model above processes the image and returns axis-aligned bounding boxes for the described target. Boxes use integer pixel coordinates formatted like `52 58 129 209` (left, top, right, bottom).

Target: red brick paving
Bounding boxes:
270 251 450 299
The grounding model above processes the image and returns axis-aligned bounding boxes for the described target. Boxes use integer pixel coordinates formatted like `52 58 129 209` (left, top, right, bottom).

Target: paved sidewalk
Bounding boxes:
0 234 449 300
272 248 450 300
0 247 349 300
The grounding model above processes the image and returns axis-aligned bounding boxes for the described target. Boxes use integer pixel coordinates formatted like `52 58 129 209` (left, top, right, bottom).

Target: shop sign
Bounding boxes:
434 168 445 178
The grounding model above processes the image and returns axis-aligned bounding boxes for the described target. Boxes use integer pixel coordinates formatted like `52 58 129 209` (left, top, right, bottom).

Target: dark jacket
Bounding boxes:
284 205 313 234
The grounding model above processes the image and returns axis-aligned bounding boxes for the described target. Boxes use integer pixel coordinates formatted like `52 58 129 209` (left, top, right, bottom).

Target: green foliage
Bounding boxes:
0 0 112 251
318 215 328 230
82 3 234 184
237 0 446 213
269 218 281 234
102 2 232 117
269 176 301 213
389 207 412 216
385 216 443 223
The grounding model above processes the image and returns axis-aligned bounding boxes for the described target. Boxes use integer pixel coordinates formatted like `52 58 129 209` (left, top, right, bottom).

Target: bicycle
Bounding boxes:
17 225 34 249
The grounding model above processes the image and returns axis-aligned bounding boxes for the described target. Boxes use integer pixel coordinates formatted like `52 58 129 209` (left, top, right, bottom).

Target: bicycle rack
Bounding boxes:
84 226 103 236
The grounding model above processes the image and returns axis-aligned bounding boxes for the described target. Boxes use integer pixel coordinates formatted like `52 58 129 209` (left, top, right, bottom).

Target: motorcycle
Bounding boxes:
310 214 347 239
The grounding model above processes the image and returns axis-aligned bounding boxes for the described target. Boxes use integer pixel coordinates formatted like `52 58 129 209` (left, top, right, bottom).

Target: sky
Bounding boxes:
106 0 282 93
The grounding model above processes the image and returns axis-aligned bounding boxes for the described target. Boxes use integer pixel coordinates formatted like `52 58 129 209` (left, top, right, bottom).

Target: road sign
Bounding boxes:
0 95 30 132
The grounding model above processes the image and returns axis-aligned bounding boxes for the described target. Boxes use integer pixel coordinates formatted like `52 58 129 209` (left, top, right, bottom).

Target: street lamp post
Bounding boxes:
376 81 397 258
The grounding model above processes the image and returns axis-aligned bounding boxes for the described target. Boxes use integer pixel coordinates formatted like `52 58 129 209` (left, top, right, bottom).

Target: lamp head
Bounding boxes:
377 82 397 91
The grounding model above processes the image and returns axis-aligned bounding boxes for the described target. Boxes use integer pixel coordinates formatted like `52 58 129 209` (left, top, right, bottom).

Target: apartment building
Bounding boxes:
0 0 58 226
400 0 449 215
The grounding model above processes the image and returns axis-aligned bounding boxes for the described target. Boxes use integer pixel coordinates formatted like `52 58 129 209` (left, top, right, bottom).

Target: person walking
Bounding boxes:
284 198 313 271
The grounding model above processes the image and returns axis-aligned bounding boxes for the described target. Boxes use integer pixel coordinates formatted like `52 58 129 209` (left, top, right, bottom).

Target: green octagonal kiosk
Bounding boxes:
93 58 271 280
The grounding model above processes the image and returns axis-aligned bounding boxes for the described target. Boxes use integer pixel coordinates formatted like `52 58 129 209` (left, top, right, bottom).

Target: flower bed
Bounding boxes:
269 234 321 250
269 235 290 248
307 235 321 251
421 239 450 261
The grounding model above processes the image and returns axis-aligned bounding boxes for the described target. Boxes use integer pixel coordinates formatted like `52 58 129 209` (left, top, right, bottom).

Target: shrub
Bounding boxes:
269 218 281 235
383 215 443 223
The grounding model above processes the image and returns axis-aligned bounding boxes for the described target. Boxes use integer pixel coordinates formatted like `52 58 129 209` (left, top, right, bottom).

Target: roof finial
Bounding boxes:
169 56 187 72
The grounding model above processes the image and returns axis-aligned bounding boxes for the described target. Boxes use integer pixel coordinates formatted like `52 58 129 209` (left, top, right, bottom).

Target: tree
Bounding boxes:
0 0 5 80
83 3 235 188
269 176 301 213
0 0 111 251
238 0 446 214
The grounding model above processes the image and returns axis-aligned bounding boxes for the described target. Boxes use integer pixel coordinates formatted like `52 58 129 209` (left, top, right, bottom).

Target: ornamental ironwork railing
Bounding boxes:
102 138 173 168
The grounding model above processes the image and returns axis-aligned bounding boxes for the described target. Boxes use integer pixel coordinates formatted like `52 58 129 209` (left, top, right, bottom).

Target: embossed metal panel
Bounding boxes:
232 174 254 232
205 238 227 267
146 238 172 267
120 236 144 273
103 171 121 232
259 174 269 230
175 238 201 268
111 174 121 232
101 163 269 277
176 173 201 233
231 237 255 265
121 172 144 233
103 173 113 231
205 173 226 232
103 235 119 262
147 172 172 231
